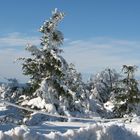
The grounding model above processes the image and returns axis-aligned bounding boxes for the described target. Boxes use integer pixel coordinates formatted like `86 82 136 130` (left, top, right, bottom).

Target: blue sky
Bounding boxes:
0 0 140 82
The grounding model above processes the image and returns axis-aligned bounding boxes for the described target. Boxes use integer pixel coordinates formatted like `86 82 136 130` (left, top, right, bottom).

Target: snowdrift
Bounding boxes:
0 123 139 140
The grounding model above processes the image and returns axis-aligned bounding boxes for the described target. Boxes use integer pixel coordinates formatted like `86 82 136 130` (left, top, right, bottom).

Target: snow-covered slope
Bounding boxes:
0 122 140 140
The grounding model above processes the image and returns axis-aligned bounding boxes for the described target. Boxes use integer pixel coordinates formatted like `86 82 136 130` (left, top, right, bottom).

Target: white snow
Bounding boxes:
104 101 114 111
0 82 140 140
0 121 140 140
1 84 140 140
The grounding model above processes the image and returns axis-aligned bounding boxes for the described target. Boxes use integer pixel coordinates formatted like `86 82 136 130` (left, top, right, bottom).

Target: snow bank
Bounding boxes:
0 123 140 140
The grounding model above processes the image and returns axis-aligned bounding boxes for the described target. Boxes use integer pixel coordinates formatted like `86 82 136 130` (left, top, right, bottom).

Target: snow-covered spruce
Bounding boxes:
110 65 140 117
14 9 104 123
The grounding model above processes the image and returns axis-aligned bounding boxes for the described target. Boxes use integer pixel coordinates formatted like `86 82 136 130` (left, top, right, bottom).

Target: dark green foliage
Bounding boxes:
113 65 140 117
19 9 71 101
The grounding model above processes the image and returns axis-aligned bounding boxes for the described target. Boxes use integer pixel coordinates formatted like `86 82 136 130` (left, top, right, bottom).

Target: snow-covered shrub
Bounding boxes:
0 79 27 124
0 78 25 103
89 68 120 103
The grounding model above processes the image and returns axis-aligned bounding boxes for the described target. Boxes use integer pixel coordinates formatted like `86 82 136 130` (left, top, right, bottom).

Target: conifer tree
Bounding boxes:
19 9 89 117
113 65 140 117
20 9 67 95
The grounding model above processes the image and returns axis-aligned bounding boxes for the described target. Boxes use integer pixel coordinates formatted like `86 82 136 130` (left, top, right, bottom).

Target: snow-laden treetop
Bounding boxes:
39 8 65 52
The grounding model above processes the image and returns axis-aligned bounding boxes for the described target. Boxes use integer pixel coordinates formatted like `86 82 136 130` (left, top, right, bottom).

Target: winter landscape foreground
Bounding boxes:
1 99 140 140
0 113 140 140
0 98 140 140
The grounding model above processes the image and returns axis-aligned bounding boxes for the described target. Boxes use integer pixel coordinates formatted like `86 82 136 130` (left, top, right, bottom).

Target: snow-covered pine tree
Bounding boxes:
20 9 66 95
18 9 70 117
113 65 140 117
19 9 92 120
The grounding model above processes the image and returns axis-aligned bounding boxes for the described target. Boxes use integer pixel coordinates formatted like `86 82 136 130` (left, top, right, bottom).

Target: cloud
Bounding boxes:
0 32 40 82
62 37 140 77
0 32 40 49
0 49 29 83
1 34 140 82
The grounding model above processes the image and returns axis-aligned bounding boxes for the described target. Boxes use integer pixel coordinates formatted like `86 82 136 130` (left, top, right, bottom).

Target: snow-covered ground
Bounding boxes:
0 120 140 140
0 86 140 140
0 102 140 140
